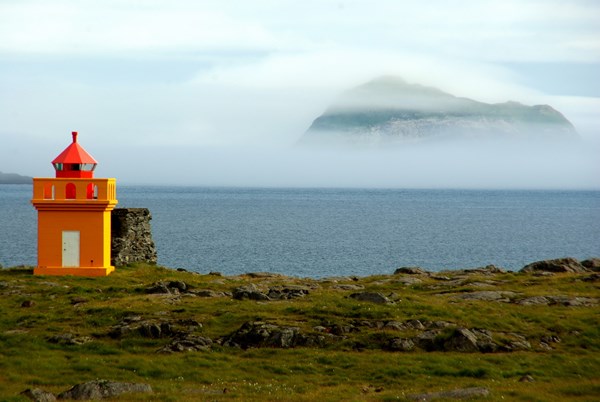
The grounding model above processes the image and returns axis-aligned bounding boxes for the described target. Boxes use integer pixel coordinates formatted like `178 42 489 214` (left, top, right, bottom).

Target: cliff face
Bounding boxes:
300 77 577 146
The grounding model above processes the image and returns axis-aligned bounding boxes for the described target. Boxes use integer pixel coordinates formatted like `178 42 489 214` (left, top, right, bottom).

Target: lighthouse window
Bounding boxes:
43 184 55 200
53 163 63 171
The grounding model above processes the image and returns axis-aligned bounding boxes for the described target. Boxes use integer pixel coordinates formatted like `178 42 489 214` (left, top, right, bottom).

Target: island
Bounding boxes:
300 77 578 146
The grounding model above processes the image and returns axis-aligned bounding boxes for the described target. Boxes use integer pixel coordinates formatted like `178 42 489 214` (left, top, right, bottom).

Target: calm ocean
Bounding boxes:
1 184 599 277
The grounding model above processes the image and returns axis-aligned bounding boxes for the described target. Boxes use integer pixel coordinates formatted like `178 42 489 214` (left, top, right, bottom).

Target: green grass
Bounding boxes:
1 264 599 401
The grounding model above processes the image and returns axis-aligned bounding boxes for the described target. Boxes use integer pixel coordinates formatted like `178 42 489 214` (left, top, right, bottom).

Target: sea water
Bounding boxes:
1 185 599 277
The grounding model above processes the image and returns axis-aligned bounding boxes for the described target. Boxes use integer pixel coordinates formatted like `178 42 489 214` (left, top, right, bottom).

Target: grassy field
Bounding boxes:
0 263 598 401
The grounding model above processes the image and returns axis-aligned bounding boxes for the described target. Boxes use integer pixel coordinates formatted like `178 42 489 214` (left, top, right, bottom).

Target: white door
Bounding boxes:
62 231 80 267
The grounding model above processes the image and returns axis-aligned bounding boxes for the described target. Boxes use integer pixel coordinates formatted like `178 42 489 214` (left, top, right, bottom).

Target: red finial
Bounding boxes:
72 131 78 143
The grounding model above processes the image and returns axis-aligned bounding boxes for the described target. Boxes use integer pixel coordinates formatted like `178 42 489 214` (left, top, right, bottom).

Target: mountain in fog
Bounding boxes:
300 76 578 146
0 171 31 184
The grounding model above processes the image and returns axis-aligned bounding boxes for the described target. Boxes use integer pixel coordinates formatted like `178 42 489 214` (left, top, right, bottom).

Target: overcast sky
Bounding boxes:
1 0 599 188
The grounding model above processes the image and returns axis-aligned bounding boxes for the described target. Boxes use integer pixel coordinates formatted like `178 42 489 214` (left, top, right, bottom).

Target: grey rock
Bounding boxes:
267 285 310 300
547 296 598 307
189 289 227 297
517 296 550 305
57 380 152 400
145 280 190 295
519 374 535 382
232 284 270 301
442 328 480 352
407 387 489 400
457 290 517 302
394 267 429 275
349 292 392 304
521 257 588 273
47 333 93 345
158 335 213 353
222 321 325 349
388 338 415 351
581 258 600 271
21 388 56 402
111 208 157 266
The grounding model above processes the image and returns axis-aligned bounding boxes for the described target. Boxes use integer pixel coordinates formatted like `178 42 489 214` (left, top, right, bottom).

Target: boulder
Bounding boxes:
232 284 270 301
20 388 56 402
145 281 190 295
267 285 310 300
441 328 480 352
57 380 152 400
394 267 429 275
521 258 588 273
158 335 213 353
388 338 415 351
349 292 392 304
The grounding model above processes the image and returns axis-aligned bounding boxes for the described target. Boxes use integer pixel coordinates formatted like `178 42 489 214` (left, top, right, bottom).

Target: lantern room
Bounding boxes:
51 131 98 178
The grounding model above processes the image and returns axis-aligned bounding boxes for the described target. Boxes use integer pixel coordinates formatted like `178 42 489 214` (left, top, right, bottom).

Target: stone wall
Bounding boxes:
111 208 158 266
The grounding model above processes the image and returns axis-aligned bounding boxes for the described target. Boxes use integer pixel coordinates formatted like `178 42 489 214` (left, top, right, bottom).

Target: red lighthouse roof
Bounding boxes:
52 132 98 178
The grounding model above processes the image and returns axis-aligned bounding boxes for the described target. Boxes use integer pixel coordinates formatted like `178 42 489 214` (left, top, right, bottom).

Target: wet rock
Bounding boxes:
521 257 588 273
57 379 152 400
20 388 56 402
407 387 489 400
158 335 213 353
394 267 429 275
349 292 392 304
232 284 270 301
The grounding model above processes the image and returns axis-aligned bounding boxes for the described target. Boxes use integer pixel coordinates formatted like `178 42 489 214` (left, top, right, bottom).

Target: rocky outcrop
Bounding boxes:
221 321 328 349
111 208 157 266
57 380 152 400
521 257 588 273
582 258 600 271
232 284 310 301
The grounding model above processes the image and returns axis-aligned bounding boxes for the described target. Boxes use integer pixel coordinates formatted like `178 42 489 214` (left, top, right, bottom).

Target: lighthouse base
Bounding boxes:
34 266 115 277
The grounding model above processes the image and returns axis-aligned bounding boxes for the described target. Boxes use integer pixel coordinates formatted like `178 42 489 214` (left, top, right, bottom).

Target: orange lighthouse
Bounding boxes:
31 132 118 276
